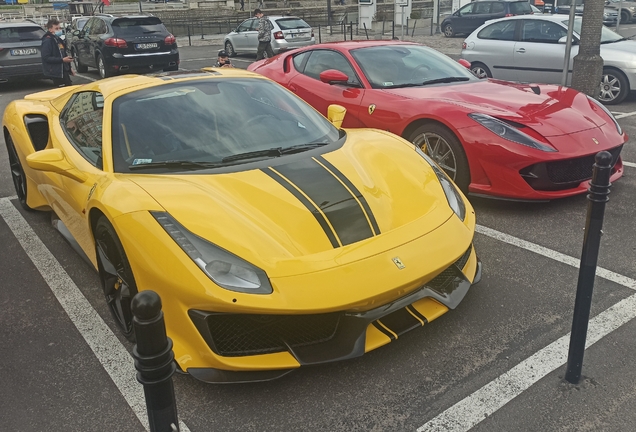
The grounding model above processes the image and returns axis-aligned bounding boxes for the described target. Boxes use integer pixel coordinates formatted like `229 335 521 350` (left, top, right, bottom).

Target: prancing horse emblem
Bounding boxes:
392 257 405 269
592 138 599 145
368 104 376 115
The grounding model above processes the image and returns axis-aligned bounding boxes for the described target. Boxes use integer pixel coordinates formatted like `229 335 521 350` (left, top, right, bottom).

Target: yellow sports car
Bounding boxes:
3 69 481 383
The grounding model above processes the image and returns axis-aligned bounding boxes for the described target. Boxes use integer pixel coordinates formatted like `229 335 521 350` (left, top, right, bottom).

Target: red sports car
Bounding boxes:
248 41 627 200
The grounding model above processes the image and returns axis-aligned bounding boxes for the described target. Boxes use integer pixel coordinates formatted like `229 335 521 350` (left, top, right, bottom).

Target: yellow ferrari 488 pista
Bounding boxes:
3 69 480 383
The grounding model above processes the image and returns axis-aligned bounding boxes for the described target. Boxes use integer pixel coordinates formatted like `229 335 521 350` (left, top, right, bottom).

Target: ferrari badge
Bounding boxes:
392 257 405 269
592 138 599 145
368 104 376 115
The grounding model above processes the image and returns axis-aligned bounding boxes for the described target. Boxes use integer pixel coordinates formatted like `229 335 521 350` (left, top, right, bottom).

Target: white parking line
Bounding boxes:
624 161 636 168
614 110 636 119
417 226 636 431
74 73 97 82
0 197 190 432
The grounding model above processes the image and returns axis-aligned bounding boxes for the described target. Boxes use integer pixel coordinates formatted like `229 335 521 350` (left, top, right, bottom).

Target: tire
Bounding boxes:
621 10 630 25
598 68 629 105
97 53 113 79
94 216 138 341
470 62 491 79
72 47 87 73
408 123 470 192
4 133 32 211
444 24 454 38
225 40 236 57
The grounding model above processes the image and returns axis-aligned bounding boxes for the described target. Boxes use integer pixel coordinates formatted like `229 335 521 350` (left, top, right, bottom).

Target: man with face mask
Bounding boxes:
41 18 74 87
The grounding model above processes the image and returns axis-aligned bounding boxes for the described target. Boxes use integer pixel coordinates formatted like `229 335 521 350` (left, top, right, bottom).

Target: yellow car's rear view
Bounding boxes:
3 69 481 383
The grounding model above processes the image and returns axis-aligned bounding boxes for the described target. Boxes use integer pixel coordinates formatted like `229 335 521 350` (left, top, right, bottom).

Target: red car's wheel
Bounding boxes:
94 216 138 341
409 124 470 192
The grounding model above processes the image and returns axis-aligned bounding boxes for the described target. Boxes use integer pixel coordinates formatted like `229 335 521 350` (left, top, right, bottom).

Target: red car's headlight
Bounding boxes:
468 113 557 152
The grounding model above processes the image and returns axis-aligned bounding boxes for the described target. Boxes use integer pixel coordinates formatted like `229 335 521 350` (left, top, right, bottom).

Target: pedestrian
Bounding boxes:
239 0 244 11
214 50 234 68
41 18 74 87
254 8 274 61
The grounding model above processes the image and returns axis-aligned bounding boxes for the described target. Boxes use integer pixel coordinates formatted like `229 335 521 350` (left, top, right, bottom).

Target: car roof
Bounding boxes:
488 14 571 23
296 40 420 51
0 21 43 28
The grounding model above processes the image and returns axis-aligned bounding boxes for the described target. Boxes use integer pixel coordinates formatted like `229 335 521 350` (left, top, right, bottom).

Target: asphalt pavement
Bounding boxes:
1 38 636 432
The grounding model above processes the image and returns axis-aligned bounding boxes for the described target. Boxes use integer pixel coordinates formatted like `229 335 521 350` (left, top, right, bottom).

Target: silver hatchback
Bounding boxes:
0 21 46 82
461 15 636 104
223 15 315 57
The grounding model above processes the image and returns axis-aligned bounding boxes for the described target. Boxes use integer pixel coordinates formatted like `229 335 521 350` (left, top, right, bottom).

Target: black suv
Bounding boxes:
71 14 179 78
441 0 533 37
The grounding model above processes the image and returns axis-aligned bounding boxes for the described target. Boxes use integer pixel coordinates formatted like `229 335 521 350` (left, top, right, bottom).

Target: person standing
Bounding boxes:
41 18 74 87
254 9 274 61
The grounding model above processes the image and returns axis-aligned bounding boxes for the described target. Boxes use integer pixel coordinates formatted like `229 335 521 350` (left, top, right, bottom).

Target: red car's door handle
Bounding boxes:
516 48 526 53
288 84 298 93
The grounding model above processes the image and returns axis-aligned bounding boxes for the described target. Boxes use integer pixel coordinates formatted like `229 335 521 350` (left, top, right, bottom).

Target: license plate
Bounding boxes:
135 43 158 50
10 48 37 56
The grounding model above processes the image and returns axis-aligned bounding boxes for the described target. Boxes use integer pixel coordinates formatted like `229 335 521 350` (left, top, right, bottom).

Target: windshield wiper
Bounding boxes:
279 142 329 154
221 148 283 163
129 160 222 170
420 77 471 86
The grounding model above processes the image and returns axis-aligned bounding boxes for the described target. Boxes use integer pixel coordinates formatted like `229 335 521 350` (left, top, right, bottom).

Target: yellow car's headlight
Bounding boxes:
152 212 273 294
415 146 466 221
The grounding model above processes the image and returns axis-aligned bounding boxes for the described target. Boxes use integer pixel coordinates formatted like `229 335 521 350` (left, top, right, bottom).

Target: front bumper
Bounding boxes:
188 250 481 383
0 62 43 80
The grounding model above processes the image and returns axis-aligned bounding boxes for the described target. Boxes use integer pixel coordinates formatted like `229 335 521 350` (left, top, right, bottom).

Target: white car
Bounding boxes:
461 14 636 104
223 15 315 57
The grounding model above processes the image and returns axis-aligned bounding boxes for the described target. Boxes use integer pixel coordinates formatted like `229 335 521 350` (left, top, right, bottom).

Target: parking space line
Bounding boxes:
0 197 190 432
74 73 97 82
418 292 636 432
624 161 636 168
614 110 636 119
476 225 636 290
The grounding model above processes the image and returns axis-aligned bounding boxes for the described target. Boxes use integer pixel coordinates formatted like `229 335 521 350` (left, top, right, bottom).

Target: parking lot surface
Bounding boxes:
1 38 636 431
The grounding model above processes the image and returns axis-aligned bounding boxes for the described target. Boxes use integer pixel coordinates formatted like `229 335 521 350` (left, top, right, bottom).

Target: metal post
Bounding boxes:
200 22 204 39
382 19 385 36
350 20 353 40
564 151 614 384
392 19 395 39
411 19 416 37
435 0 440 34
401 6 404 40
343 22 346 41
318 24 322 43
327 0 332 26
187 25 191 46
430 13 433 36
616 0 623 32
561 0 578 86
132 291 180 432
363 22 369 39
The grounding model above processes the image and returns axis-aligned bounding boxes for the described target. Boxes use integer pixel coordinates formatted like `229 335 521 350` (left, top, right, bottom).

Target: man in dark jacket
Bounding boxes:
254 9 274 61
41 18 74 87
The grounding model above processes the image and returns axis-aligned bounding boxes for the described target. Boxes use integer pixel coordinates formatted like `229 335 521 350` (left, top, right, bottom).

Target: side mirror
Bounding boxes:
26 149 87 183
558 36 567 44
73 30 81 37
327 104 347 129
457 59 471 69
319 69 350 85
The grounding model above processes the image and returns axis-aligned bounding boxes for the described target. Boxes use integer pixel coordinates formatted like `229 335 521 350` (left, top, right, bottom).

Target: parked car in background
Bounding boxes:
65 15 90 45
249 40 626 200
553 2 619 26
70 14 179 78
0 20 45 82
441 0 533 37
606 0 636 24
462 15 636 104
223 15 315 57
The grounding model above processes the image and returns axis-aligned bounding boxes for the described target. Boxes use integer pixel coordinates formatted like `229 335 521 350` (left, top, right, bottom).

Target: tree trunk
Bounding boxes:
571 0 605 98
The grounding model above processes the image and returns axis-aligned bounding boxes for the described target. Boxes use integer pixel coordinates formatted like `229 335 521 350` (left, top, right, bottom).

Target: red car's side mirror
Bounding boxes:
457 59 471 69
319 69 349 85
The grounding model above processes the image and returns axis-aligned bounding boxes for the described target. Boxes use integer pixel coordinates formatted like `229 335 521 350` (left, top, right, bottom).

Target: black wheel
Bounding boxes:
470 62 491 79
97 53 113 79
225 40 236 57
599 68 629 105
444 24 454 38
94 216 138 341
408 123 470 192
621 10 630 25
5 133 32 211
72 47 88 73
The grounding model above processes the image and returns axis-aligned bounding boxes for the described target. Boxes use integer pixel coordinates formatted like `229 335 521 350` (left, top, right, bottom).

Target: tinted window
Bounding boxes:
237 19 253 32
61 92 104 168
302 50 358 83
110 79 340 173
491 2 505 13
112 17 166 36
521 20 567 43
477 20 516 40
275 18 311 30
458 3 474 15
90 19 107 35
351 45 476 89
509 1 532 14
474 2 492 14
75 18 89 31
0 26 45 43
292 51 309 71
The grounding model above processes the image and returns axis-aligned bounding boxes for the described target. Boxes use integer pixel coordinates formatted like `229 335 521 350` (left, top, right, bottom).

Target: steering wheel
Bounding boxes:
408 64 432 81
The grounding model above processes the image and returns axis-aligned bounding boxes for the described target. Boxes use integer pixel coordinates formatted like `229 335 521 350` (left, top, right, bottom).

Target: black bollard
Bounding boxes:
132 291 180 432
564 151 613 384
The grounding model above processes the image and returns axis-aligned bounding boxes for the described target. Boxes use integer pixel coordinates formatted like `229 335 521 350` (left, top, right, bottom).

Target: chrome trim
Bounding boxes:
120 51 174 58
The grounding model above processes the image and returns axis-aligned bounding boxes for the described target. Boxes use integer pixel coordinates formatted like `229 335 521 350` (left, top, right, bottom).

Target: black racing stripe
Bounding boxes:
372 321 396 341
407 305 429 324
380 308 423 336
261 168 339 248
274 159 374 246
315 155 381 236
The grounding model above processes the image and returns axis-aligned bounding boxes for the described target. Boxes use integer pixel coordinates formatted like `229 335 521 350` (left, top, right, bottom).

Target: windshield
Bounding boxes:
0 26 45 43
350 45 476 89
563 18 623 43
111 79 340 173
275 18 311 30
